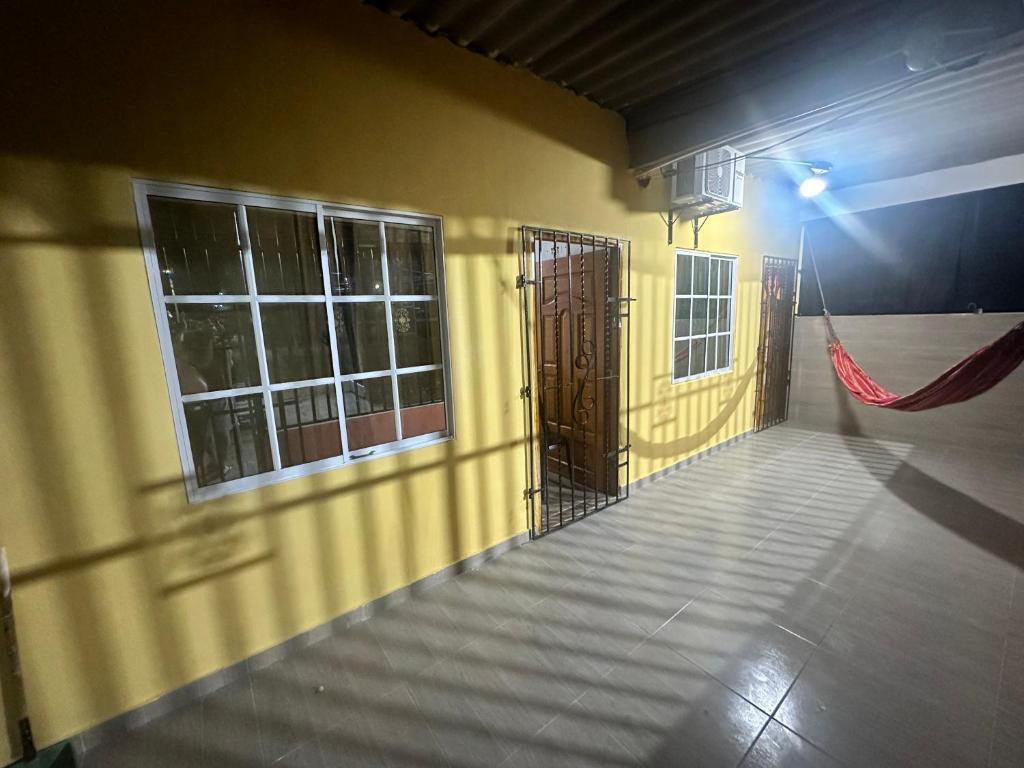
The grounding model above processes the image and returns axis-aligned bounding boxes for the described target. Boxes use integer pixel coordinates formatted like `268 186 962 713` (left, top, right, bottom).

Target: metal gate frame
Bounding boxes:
518 226 632 538
753 254 799 431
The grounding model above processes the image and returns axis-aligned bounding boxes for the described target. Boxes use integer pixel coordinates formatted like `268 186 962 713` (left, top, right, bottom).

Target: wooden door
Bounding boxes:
754 256 799 431
533 233 622 531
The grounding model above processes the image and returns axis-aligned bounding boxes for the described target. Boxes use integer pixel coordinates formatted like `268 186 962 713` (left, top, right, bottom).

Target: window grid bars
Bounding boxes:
138 180 452 502
236 202 283 471
674 253 736 382
378 219 405 443
161 213 448 456
163 294 439 303
316 203 352 462
177 365 445 403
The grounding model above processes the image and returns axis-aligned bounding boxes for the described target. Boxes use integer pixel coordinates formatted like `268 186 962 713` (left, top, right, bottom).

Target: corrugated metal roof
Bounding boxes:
367 0 1024 183
366 0 893 111
737 43 1024 187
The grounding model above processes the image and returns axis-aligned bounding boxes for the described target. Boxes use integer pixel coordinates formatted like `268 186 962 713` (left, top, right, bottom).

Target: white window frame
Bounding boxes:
134 180 455 502
672 248 737 384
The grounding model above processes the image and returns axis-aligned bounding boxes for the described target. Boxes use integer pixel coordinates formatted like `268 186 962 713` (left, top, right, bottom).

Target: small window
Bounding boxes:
673 250 736 383
136 182 453 501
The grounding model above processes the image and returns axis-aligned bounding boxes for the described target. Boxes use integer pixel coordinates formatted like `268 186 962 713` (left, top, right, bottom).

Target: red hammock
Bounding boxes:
824 315 1024 411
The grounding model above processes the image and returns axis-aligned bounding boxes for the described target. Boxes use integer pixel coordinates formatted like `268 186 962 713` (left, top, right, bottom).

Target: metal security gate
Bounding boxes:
518 227 631 537
754 255 799 431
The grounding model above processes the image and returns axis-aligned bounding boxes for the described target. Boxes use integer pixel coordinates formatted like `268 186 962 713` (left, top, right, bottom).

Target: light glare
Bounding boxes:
800 175 827 198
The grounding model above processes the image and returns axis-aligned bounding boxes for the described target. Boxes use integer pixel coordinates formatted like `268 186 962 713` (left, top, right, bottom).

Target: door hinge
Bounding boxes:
516 274 536 289
523 487 541 500
520 385 531 399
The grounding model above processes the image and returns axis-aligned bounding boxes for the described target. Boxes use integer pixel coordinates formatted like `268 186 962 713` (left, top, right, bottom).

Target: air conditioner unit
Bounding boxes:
671 145 745 216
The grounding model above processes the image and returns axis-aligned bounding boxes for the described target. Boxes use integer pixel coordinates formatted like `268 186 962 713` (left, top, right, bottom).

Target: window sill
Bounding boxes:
182 431 454 503
671 365 735 385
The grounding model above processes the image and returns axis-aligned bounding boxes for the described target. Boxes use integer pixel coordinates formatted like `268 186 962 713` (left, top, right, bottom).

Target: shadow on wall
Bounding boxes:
0 191 765 756
627 362 756 462
834 375 1024 570
0 162 531 751
0 0 652 214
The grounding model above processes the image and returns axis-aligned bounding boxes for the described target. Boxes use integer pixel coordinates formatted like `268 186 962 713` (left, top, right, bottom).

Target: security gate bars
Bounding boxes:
519 227 631 537
754 255 799 431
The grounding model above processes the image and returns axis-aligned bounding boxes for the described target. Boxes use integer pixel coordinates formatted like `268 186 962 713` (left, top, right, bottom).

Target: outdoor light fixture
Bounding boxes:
747 155 833 198
799 174 828 198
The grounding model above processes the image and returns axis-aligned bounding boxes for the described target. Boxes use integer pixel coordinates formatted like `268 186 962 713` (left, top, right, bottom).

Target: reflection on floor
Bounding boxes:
82 427 1024 767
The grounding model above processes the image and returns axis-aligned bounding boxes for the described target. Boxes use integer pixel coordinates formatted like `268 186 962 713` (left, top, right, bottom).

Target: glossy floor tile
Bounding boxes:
82 427 1024 767
740 720 842 768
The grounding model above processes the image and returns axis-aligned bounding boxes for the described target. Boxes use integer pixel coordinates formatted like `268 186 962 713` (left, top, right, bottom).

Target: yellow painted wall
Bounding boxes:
0 0 800 754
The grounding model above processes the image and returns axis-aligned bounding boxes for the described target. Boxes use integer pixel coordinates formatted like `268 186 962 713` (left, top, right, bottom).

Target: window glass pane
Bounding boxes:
693 255 710 297
260 304 332 383
273 385 341 468
386 224 438 296
334 303 391 374
707 335 718 370
673 340 690 380
691 298 708 336
709 260 720 295
717 334 730 370
168 304 260 394
325 218 384 296
150 197 246 296
342 377 396 451
708 298 718 334
674 298 691 338
247 208 322 295
393 301 442 368
720 261 733 295
718 298 731 332
676 253 693 294
184 395 271 487
690 337 707 376
398 369 446 438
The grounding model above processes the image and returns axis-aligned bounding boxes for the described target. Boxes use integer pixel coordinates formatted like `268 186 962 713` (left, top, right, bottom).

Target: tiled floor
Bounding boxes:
83 427 1024 767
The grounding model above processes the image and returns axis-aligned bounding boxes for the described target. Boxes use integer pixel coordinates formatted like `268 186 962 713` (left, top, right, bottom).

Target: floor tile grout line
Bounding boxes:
986 569 1017 768
734 716 771 768
529 684 592 743
273 740 318 765
753 720 856 768
708 450 868 630
714 452 865 624
772 621 818 647
643 591 792 724
621 429 822 525
526 580 719 764
572 433 870 735
82 427 1006 767
631 450 865 600
763 647 843 766
638 429 823 494
725 446 877 766
761 563 872 768
563 655 650 765
648 588 708 637
245 671 269 767
399 680 456 768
